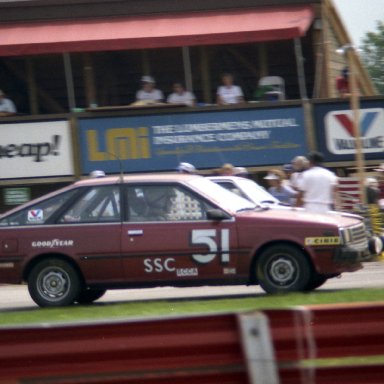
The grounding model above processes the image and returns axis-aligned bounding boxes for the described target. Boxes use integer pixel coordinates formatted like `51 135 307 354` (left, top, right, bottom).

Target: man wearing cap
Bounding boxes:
0 90 16 116
136 76 164 103
264 169 297 205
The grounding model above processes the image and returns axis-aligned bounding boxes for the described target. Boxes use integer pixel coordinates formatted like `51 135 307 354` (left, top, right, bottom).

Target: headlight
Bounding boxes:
368 236 383 255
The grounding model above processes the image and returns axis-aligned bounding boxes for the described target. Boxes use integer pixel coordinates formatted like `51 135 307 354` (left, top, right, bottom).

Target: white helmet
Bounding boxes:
89 170 106 178
177 162 196 174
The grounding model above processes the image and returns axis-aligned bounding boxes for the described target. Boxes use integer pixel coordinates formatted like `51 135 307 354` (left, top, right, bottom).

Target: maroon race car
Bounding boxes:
0 174 370 307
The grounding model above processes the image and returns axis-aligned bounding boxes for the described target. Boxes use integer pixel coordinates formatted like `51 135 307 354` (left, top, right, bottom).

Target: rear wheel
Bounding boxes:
28 258 81 307
76 288 107 304
256 245 311 293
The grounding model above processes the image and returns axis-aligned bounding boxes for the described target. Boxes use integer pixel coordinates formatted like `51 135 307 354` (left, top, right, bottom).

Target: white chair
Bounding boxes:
258 76 285 100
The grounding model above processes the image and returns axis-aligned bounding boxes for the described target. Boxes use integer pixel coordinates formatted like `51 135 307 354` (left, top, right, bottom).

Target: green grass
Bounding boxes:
1 287 384 326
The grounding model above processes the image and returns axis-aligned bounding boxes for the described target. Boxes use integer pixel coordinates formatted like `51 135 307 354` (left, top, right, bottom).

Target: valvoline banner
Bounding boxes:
78 106 307 174
314 99 384 162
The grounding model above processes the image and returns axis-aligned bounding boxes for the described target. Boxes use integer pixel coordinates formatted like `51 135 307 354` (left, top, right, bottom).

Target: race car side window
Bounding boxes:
58 186 121 223
0 189 78 226
126 184 215 222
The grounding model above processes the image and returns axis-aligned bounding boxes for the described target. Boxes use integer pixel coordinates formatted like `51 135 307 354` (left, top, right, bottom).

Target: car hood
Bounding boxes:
237 206 362 228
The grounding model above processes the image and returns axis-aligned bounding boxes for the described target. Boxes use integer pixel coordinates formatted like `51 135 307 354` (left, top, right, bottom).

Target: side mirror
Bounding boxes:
206 209 231 221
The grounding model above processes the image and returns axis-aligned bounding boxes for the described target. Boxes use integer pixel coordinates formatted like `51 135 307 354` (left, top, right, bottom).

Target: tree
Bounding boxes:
361 21 384 95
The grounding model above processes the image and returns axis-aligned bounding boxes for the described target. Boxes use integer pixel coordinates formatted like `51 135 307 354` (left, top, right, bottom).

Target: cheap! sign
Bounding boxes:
0 120 74 179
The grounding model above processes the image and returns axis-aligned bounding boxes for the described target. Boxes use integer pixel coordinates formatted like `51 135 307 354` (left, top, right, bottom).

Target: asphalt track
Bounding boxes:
0 261 383 311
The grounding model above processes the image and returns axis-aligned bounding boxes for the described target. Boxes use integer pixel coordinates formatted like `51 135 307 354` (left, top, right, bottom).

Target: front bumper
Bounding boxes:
334 246 369 264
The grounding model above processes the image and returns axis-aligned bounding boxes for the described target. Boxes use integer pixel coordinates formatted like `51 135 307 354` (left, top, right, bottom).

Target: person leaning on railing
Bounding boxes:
0 89 16 116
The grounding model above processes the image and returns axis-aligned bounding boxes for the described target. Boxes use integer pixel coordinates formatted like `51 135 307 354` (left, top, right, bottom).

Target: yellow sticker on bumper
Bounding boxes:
305 237 341 246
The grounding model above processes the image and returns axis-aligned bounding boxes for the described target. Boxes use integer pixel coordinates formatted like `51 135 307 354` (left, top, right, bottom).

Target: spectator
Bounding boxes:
234 166 249 178
220 163 235 175
297 151 338 213
177 162 197 174
135 76 164 103
89 170 106 178
216 73 244 105
0 89 16 115
336 67 350 98
374 163 384 206
167 83 196 107
282 163 294 186
290 156 309 190
264 169 297 206
366 177 380 205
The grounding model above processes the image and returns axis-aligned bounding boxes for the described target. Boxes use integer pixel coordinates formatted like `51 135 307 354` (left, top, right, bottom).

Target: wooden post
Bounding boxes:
82 53 97 107
141 50 151 75
258 43 268 78
294 38 308 100
182 46 193 93
321 0 333 98
347 48 366 205
26 58 39 115
200 46 211 104
63 53 76 111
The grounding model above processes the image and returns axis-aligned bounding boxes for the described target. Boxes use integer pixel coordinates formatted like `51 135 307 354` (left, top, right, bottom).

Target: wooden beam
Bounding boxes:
258 43 268 78
141 50 151 76
200 46 212 104
82 53 97 107
63 53 76 111
323 0 377 96
227 47 260 78
25 58 39 114
321 0 334 98
182 46 193 92
3 59 65 113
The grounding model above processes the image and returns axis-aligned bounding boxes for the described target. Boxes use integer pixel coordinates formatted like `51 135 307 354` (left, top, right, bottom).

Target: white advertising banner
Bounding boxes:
325 108 384 155
0 120 74 179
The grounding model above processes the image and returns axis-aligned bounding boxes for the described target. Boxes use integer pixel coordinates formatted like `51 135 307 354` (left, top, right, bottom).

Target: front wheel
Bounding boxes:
76 288 107 304
28 258 81 307
304 274 328 291
256 245 311 293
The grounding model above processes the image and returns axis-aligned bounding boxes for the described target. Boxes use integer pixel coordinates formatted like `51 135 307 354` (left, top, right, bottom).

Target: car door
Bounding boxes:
53 185 124 284
121 183 241 284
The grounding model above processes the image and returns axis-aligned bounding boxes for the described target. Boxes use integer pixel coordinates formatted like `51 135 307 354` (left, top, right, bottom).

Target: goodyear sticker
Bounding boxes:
305 237 341 246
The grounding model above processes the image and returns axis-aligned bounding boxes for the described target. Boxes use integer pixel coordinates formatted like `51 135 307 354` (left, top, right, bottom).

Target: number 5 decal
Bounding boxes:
191 229 230 264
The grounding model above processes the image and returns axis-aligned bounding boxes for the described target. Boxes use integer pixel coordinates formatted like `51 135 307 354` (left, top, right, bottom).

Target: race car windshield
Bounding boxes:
236 178 279 205
188 177 256 213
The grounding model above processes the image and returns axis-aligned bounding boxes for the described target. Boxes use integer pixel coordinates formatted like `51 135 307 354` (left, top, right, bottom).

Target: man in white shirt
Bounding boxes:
167 83 196 106
297 151 338 213
290 155 309 190
0 89 16 115
135 76 164 103
216 73 244 105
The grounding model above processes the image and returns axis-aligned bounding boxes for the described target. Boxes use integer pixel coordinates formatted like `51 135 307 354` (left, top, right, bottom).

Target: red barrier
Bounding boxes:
0 302 384 383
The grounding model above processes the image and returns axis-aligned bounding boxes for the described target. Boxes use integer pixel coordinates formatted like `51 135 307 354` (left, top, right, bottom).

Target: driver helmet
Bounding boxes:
177 162 196 174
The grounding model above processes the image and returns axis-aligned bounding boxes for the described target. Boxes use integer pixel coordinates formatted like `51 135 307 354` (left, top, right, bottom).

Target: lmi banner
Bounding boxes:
78 107 307 174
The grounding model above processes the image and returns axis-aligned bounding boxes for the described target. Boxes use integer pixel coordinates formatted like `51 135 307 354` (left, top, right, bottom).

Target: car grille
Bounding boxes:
342 223 368 249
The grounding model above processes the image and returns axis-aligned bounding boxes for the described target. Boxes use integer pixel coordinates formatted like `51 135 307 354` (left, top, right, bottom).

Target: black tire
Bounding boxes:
28 258 81 307
256 245 311 293
304 274 328 291
76 288 107 304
